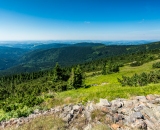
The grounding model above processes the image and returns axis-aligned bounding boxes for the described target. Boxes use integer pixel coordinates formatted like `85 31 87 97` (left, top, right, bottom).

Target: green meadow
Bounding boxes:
50 59 160 107
4 59 160 130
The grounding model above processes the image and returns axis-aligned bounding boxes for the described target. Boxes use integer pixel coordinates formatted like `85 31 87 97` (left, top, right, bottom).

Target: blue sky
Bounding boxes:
0 0 160 41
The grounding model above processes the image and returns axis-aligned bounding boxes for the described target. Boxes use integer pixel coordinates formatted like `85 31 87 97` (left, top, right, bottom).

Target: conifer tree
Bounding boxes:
67 68 75 90
102 62 107 75
74 65 84 89
67 65 84 89
53 63 63 81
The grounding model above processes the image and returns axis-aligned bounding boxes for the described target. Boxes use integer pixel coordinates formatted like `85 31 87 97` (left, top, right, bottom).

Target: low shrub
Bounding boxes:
118 70 160 87
152 62 160 68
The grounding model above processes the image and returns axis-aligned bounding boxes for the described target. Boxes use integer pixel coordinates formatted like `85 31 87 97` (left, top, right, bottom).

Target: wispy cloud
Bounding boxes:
139 19 145 23
84 21 91 24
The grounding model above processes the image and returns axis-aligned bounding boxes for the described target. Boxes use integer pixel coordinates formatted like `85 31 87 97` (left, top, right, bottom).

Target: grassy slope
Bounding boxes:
54 59 160 106
1 59 160 112
3 59 160 130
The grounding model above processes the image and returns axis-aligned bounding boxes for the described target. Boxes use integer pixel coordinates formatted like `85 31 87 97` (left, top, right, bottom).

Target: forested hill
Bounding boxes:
0 46 29 70
15 41 160 70
0 41 160 75
18 44 128 66
125 41 160 52
2 44 130 74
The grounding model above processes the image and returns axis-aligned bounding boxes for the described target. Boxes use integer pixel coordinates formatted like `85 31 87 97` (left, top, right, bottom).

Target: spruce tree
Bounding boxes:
74 65 83 89
102 62 107 75
67 65 84 89
67 68 75 90
53 63 63 82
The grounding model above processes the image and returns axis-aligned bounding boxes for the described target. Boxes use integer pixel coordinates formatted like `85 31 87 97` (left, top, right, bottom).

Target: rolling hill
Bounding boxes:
0 41 160 75
0 46 29 70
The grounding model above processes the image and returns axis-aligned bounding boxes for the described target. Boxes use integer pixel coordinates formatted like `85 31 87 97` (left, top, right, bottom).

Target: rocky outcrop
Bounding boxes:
1 94 160 130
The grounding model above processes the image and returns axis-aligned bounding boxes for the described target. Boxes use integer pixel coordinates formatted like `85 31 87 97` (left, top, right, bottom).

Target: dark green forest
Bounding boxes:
1 41 160 76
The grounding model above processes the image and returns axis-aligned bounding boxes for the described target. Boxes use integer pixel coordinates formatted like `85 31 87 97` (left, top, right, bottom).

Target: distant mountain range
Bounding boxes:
0 40 160 75
0 40 155 49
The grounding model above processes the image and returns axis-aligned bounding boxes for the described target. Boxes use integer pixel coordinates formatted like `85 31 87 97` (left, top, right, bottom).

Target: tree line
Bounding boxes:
118 70 160 87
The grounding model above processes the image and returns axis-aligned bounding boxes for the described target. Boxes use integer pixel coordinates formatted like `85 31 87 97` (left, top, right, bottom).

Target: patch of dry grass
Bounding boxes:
5 115 65 130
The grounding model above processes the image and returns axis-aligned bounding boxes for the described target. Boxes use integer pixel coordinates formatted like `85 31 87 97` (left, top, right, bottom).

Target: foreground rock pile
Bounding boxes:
96 94 160 130
1 94 160 130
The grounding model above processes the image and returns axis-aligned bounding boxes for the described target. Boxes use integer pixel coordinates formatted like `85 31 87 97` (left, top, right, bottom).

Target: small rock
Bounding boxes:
156 106 160 112
101 107 110 114
28 114 36 119
96 98 111 107
146 94 156 101
33 109 39 114
111 124 120 130
111 106 118 114
50 108 55 112
155 98 160 103
111 99 124 108
113 113 119 123
129 112 144 123
106 114 114 123
141 107 157 120
54 106 61 113
113 113 123 123
63 105 72 113
145 119 159 130
84 110 91 123
70 110 74 115
62 113 74 123
84 124 92 130
71 127 78 130
134 105 143 112
118 107 130 115
146 103 157 108
135 96 148 103
16 118 24 127
86 102 96 112
149 100 159 104
131 120 147 130
1 122 7 128
73 105 80 111
123 100 134 107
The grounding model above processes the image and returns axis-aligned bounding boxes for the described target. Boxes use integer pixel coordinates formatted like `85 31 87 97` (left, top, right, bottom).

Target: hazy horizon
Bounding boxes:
0 0 160 41
0 40 158 46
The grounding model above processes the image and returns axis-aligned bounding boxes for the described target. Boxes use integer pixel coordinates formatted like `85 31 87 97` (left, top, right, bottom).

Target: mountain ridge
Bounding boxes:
0 41 160 75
